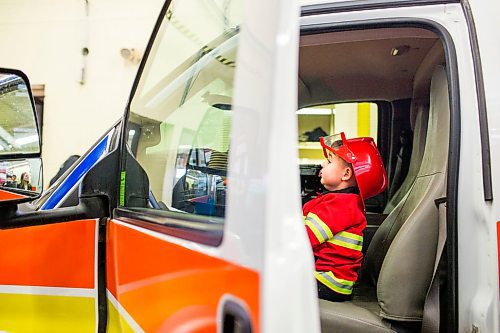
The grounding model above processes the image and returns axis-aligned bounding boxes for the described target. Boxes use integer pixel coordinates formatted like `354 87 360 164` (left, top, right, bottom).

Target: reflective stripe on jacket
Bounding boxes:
303 190 366 294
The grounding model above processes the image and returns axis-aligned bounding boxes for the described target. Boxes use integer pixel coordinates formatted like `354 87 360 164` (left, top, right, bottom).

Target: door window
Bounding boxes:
122 0 241 223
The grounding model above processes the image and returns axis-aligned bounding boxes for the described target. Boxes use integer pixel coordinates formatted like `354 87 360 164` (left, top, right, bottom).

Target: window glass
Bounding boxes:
123 0 241 221
297 102 378 164
0 74 40 156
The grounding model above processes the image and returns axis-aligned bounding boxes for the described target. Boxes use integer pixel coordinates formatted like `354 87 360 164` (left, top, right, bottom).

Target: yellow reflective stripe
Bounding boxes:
307 213 333 238
338 231 363 242
329 239 362 251
305 220 325 243
107 298 136 333
315 271 354 295
0 293 95 332
328 231 363 251
304 212 333 244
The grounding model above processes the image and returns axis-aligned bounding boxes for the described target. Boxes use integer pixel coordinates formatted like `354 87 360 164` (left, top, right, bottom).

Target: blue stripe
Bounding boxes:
40 135 109 210
149 191 160 209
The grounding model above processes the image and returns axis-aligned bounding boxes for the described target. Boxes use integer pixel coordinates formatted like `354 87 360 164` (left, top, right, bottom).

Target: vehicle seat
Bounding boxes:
384 41 444 213
319 65 449 332
383 105 428 213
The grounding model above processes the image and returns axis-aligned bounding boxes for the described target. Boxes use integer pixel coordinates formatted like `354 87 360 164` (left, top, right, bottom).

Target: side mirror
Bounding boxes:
0 68 42 204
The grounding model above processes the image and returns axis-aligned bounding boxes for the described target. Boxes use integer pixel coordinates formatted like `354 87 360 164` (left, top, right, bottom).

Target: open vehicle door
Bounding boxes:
107 0 318 331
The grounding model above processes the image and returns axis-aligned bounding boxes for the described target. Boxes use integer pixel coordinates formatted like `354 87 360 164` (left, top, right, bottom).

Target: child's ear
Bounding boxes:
341 167 353 181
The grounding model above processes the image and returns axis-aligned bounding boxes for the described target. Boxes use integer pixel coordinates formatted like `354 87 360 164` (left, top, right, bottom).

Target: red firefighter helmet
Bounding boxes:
320 132 388 200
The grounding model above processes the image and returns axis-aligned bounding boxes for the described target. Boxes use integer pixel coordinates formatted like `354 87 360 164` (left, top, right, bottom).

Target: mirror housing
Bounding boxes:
0 68 42 205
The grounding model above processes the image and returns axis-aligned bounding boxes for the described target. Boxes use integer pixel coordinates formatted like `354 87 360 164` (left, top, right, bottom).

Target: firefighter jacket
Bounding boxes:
303 187 365 295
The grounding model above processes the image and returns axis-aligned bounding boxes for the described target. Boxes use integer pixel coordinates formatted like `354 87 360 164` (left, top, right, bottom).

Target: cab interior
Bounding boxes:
297 26 450 332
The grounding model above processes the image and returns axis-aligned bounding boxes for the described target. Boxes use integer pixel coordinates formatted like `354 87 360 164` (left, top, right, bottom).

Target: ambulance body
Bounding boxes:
0 0 499 332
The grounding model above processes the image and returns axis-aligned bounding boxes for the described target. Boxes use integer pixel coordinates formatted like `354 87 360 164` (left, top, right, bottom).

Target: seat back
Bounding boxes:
383 104 429 213
364 65 449 321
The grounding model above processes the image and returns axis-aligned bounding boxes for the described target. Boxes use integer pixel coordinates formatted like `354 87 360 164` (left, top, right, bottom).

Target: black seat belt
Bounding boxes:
421 197 447 333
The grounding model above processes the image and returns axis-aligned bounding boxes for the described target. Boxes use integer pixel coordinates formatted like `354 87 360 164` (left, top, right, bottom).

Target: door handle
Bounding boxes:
220 299 252 333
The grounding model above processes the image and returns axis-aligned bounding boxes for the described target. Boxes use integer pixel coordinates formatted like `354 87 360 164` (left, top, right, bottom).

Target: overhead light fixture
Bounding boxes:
16 135 38 146
120 48 142 64
390 45 410 56
296 107 335 115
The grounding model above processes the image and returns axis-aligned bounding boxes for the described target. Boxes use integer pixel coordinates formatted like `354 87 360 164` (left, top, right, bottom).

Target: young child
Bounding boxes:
303 132 387 302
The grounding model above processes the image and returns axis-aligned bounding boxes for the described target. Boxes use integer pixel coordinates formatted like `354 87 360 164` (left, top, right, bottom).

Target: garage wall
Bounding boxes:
0 0 163 186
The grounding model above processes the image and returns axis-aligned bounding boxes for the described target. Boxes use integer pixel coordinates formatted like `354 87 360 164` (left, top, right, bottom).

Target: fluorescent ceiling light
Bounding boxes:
16 135 38 146
296 108 334 115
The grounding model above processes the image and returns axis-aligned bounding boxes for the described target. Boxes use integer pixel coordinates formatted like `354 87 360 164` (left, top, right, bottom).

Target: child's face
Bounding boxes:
319 152 353 191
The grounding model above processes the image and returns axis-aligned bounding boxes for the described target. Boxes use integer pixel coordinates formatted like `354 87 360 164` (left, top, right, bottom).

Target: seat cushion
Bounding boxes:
319 300 396 333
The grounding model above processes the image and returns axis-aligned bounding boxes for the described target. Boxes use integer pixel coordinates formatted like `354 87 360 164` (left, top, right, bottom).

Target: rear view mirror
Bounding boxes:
0 68 42 204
